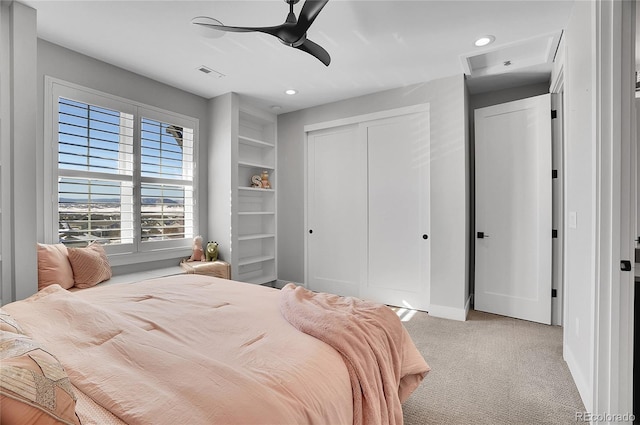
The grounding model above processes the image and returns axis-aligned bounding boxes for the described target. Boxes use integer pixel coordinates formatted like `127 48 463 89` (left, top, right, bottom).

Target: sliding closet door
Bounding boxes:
362 113 430 311
306 125 366 297
306 107 430 310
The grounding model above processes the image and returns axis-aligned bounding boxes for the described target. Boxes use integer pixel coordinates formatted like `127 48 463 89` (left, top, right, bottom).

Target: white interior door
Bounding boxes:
306 125 366 297
475 94 552 324
362 113 430 311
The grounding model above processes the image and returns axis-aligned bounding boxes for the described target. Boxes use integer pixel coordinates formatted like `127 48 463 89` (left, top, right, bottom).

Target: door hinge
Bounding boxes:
551 110 558 119
552 229 558 238
551 289 557 298
552 169 558 179
620 260 632 272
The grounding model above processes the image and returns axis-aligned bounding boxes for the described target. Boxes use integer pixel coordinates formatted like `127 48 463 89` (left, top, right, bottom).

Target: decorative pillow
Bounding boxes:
0 309 24 334
67 243 112 289
37 244 75 290
0 331 80 425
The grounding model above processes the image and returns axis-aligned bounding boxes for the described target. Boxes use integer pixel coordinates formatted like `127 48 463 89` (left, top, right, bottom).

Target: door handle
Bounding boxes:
477 232 490 239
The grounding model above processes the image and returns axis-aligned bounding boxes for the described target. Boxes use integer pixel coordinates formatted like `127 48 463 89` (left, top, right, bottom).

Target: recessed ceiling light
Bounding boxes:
474 35 495 47
285 89 297 95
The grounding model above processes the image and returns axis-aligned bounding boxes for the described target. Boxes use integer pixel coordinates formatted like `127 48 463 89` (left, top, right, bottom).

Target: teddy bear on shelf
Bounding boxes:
206 241 219 262
187 235 206 262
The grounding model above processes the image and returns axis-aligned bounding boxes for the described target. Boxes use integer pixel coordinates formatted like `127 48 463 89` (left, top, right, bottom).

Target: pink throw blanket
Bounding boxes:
280 284 430 425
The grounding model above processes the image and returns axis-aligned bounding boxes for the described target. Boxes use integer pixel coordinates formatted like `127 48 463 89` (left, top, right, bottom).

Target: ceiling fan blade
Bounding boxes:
295 38 331 66
194 22 283 38
297 0 329 33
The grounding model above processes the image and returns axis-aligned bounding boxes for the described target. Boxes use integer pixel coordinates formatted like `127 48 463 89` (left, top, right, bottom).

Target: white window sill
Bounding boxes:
108 247 191 267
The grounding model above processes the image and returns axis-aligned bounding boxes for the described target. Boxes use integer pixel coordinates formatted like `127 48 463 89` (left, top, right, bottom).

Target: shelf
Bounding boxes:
234 102 276 286
238 160 275 170
238 233 275 241
238 187 275 193
237 270 277 285
238 135 274 148
238 211 275 216
238 255 275 266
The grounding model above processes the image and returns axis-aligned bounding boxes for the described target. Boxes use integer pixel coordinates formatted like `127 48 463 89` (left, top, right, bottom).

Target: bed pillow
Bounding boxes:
0 331 81 425
0 309 24 334
37 243 75 290
67 243 112 289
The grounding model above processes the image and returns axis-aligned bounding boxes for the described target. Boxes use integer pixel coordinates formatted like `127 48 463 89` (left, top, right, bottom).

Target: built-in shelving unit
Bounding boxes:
235 107 277 285
208 93 278 286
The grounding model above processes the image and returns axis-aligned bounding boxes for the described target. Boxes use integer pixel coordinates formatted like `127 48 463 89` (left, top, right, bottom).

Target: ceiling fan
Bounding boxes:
192 0 331 66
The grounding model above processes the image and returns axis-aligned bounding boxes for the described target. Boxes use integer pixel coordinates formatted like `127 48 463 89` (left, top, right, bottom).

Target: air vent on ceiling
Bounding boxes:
197 66 225 78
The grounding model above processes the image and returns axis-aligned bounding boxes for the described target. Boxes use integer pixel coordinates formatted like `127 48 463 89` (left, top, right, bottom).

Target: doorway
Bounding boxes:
474 94 553 325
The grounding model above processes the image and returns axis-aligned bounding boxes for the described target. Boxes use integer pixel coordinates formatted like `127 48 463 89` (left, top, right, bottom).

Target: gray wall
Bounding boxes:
1 39 212 296
36 40 210 277
277 74 470 317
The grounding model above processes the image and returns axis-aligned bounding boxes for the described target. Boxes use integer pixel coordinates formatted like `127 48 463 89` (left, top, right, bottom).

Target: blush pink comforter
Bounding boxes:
4 275 427 425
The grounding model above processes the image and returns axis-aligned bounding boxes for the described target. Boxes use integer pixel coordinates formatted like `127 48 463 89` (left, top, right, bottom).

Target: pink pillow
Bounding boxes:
37 243 74 290
67 243 112 288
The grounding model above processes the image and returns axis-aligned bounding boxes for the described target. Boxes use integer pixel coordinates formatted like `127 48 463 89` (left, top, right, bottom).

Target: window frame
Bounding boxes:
44 77 199 266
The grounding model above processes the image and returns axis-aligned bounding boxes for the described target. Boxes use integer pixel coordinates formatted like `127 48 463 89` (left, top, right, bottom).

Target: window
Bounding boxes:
46 79 198 262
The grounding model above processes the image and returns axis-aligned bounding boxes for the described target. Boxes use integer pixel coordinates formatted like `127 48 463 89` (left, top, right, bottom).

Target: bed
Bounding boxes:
1 274 429 425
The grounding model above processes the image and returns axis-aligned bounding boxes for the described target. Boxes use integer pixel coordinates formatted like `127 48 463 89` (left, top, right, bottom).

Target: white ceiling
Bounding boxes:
22 0 577 114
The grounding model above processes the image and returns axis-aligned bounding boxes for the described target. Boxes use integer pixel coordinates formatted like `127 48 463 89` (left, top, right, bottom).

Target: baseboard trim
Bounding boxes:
563 343 592 413
428 301 469 321
464 295 471 319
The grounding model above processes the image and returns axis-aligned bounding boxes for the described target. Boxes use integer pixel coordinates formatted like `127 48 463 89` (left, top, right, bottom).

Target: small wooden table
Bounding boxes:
180 260 231 280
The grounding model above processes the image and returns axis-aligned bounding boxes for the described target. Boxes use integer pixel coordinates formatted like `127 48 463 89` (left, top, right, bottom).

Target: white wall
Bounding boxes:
277 75 470 319
206 92 236 264
558 0 596 410
0 1 7 305
0 2 38 304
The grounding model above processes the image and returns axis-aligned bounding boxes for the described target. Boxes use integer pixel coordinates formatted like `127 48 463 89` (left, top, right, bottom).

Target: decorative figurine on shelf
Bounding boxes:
251 175 262 188
206 241 219 262
188 235 205 262
260 170 271 189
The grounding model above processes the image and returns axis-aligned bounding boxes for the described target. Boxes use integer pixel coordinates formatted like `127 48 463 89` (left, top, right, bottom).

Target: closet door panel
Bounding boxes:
364 113 430 310
306 125 365 297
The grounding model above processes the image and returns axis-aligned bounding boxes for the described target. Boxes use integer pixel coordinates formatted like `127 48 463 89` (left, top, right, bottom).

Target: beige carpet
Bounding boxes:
401 309 585 425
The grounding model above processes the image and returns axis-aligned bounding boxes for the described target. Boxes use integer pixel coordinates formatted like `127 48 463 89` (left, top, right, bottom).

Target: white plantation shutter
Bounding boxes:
49 82 198 258
139 117 194 243
57 98 134 247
